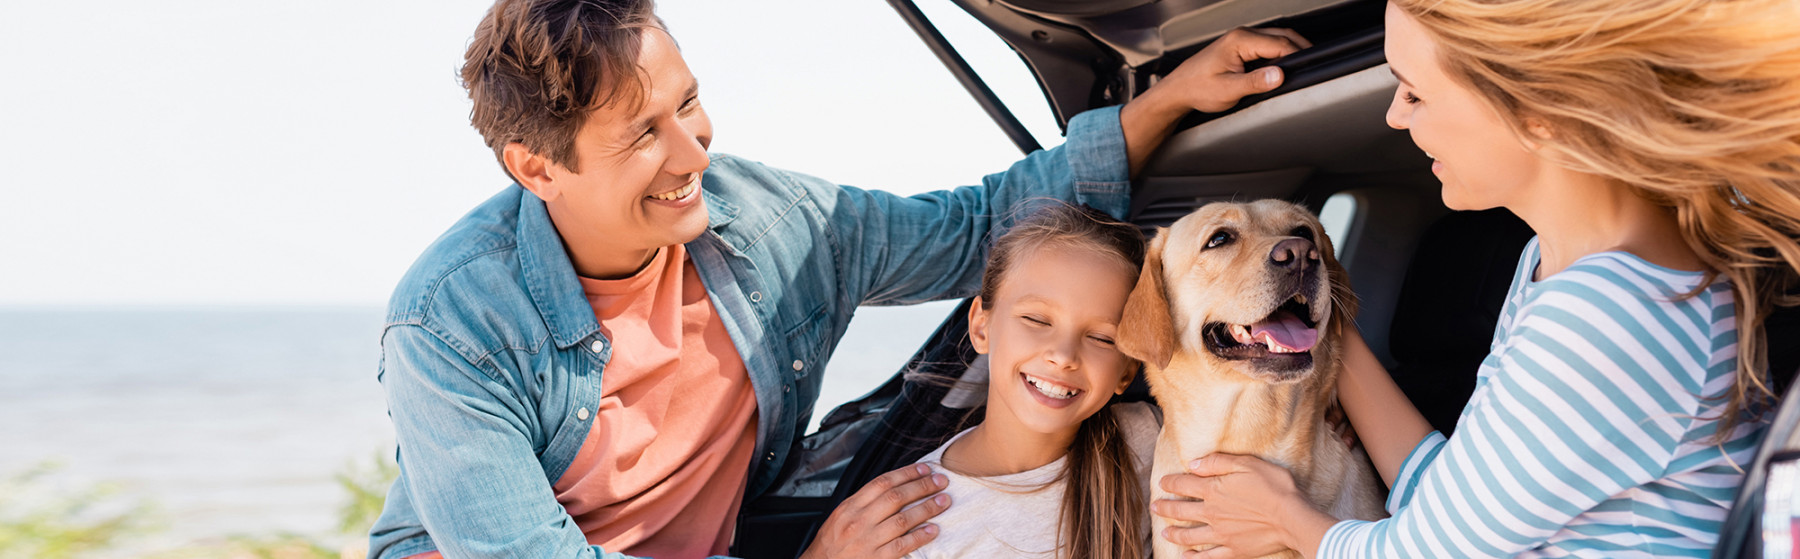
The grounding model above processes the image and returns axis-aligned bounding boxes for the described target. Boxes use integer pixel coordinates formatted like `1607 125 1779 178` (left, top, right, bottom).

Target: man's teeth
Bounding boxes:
648 180 697 201
1025 374 1079 400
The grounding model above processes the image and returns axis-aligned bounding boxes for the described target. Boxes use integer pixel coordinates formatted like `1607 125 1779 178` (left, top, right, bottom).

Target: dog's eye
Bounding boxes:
1289 225 1314 242
1205 230 1235 249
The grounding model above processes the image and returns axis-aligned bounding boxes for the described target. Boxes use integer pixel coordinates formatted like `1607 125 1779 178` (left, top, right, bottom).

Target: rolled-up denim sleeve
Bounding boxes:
808 106 1132 307
378 325 642 559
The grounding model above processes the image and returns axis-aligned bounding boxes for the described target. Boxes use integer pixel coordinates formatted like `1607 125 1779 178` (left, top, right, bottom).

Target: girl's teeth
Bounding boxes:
1026 375 1079 399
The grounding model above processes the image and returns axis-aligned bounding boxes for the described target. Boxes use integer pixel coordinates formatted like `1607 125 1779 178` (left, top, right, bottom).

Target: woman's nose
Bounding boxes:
1386 90 1411 130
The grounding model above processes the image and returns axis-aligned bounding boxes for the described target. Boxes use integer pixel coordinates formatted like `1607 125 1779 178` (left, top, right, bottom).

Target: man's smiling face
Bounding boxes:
513 27 714 278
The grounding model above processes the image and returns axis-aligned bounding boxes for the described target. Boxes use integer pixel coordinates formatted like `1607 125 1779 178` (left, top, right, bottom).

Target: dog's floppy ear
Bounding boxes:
1119 230 1176 370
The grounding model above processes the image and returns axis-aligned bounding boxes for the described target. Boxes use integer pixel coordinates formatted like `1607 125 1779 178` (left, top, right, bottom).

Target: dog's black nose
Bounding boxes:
1269 238 1320 271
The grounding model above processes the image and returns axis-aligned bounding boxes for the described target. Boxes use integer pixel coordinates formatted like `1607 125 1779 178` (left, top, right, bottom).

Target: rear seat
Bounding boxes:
1386 208 1535 434
1385 208 1799 435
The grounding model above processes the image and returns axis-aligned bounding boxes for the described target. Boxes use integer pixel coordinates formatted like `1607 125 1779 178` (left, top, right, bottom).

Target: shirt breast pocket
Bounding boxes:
782 306 830 404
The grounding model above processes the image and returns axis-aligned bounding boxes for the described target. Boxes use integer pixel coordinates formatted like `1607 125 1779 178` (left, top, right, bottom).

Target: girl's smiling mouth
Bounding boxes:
1022 372 1082 408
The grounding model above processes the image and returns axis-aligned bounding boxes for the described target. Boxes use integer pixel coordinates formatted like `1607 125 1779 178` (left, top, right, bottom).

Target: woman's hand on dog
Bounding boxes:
800 464 950 559
1155 453 1340 559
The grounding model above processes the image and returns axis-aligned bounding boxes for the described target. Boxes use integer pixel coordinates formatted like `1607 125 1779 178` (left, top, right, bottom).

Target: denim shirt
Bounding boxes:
368 107 1130 559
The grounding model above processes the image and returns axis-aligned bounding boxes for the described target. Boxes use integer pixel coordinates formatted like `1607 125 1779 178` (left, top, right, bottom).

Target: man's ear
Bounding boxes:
967 296 992 355
1118 231 1176 370
503 142 562 202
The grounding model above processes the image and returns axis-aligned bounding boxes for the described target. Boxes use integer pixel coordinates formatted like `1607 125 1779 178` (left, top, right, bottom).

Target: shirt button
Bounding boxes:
577 408 590 421
784 385 791 393
792 360 804 371
766 452 776 461
750 291 763 302
590 340 603 353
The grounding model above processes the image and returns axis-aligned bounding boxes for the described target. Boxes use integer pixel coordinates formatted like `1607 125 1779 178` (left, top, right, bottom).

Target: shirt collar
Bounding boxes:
516 188 602 349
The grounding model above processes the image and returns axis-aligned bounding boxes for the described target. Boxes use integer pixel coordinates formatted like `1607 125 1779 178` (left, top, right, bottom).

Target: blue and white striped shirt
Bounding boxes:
1321 238 1767 558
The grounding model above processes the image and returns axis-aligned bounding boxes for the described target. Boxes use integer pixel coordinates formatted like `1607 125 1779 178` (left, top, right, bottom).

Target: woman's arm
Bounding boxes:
1165 276 1707 557
1336 327 1435 488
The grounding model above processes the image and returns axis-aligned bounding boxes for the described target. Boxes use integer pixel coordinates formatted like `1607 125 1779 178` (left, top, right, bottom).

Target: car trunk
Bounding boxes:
726 1 1800 557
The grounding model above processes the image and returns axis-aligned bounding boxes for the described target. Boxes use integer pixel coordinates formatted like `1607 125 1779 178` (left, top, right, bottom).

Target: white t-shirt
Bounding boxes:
904 402 1161 559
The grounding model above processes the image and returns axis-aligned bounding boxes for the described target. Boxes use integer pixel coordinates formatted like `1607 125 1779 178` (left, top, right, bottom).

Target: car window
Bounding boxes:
1320 191 1357 253
913 0 1066 152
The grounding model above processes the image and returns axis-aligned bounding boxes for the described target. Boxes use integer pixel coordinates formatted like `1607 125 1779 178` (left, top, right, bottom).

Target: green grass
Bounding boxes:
0 449 400 559
0 461 154 559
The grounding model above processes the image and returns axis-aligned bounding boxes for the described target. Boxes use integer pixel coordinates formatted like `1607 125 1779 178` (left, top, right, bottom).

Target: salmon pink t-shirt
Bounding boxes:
563 244 759 558
407 245 758 559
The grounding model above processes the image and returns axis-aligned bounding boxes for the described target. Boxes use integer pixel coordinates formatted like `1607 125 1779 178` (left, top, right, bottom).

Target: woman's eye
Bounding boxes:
1403 92 1422 105
1089 335 1116 346
1021 316 1049 327
1205 230 1235 249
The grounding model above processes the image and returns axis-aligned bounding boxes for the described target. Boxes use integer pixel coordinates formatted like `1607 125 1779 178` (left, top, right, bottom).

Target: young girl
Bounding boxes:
905 203 1159 559
1159 1 1800 557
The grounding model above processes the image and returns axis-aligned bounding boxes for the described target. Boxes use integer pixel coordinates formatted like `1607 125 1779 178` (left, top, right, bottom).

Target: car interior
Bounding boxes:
732 1 1800 557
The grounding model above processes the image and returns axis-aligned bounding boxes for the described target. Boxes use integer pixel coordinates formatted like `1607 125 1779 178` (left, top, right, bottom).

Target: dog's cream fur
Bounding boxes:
1118 200 1386 559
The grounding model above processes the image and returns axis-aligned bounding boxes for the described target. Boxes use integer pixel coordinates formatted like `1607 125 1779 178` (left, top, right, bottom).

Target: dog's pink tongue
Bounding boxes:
1251 313 1318 352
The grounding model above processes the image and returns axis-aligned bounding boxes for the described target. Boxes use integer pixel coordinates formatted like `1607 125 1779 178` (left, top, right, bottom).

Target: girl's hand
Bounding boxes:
799 464 950 559
1153 453 1337 559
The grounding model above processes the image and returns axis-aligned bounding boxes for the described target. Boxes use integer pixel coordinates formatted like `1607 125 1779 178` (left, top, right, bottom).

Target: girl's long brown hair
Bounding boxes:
1394 0 1800 437
979 202 1148 559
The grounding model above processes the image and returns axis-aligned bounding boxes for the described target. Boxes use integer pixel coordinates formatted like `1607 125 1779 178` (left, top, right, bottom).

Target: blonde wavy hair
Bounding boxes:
1391 0 1800 436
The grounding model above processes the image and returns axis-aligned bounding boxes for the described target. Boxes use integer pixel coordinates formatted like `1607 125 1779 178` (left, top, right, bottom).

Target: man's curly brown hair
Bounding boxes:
461 0 664 176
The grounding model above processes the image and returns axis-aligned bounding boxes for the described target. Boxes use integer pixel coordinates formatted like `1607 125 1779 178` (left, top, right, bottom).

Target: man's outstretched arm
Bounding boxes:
813 26 1312 309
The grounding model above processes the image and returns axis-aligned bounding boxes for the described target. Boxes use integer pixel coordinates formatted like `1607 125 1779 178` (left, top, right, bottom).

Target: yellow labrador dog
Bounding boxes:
1118 200 1386 559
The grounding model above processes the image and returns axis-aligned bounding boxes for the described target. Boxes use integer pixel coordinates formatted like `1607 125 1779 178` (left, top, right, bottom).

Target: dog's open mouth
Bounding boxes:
1203 293 1318 369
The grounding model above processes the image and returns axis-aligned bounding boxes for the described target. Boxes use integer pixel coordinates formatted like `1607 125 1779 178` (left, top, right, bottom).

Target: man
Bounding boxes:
368 1 1307 557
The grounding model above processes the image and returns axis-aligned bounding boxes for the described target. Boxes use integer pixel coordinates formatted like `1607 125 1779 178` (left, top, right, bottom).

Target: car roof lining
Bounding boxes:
992 0 1360 67
1146 64 1414 177
1128 65 1428 221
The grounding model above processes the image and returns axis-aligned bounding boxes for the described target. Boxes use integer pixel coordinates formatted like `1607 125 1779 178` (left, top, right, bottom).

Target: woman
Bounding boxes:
1156 1 1800 557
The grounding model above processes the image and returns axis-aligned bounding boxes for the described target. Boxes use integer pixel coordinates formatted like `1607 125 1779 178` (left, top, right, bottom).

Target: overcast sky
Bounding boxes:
0 0 1064 307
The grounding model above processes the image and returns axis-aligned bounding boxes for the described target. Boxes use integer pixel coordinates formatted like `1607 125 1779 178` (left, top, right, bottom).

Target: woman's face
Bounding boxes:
1384 2 1548 211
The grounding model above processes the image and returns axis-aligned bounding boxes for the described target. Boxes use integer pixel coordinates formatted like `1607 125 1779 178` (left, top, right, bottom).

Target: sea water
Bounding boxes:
0 301 956 552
